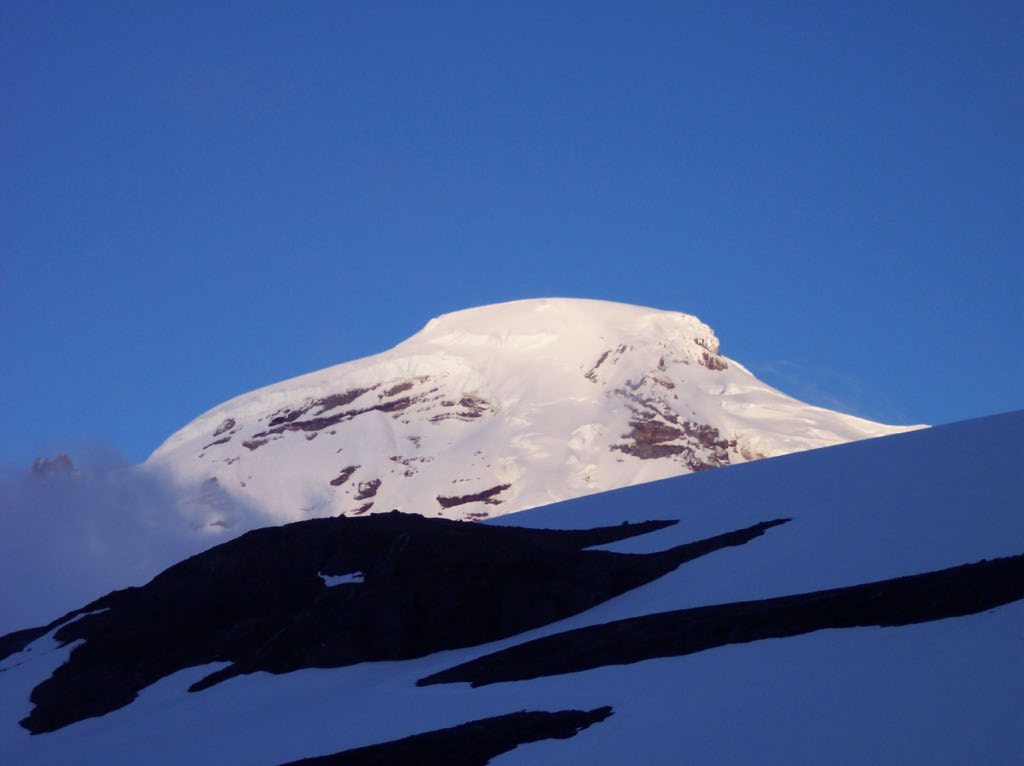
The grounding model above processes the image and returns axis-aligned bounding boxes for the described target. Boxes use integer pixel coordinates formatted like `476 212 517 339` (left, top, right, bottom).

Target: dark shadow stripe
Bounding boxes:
277 706 613 766
418 554 1024 687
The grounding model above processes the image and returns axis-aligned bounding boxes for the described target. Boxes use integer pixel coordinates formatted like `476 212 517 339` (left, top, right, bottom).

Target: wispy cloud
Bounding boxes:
751 359 915 425
0 446 259 635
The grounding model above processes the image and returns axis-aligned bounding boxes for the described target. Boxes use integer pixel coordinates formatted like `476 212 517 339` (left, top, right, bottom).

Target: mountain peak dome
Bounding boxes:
412 298 719 354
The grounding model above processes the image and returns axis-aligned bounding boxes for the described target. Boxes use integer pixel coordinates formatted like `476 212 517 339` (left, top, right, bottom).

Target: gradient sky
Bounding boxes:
2 1 1021 465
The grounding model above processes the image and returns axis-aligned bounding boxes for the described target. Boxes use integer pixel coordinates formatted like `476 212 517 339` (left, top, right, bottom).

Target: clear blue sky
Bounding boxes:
2 1 1020 465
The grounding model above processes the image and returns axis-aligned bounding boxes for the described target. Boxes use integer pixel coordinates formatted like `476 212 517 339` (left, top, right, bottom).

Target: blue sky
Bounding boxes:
2 1 1020 465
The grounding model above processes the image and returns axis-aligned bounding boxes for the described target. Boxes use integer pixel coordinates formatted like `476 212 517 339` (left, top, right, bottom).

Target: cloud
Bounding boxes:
0 447 260 636
751 359 914 425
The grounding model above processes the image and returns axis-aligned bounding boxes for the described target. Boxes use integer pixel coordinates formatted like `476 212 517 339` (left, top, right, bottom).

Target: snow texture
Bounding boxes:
1 410 1019 765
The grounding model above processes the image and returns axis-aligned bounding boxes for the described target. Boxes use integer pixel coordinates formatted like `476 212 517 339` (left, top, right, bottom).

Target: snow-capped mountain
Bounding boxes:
147 299 918 529
2 411 1020 765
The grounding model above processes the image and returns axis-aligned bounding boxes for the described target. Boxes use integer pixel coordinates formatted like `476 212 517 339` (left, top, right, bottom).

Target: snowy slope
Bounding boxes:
146 299 918 529
2 410 1020 765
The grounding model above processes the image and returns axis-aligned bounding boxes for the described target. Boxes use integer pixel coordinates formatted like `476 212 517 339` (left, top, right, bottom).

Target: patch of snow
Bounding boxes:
318 571 365 586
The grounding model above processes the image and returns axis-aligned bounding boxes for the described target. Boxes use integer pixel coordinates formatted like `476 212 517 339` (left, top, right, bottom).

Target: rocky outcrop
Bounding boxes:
436 483 511 509
31 454 75 477
610 414 736 471
354 478 381 500
428 395 493 423
329 465 360 487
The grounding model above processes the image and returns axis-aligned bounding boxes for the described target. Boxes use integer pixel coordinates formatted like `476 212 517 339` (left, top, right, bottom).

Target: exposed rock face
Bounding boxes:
31 454 76 477
15 511 789 734
611 417 735 469
145 299 920 530
354 478 381 500
436 483 511 509
329 465 359 487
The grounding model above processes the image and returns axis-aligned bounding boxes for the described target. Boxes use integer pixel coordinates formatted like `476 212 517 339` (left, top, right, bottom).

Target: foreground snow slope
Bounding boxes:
147 298 918 528
3 410 1019 765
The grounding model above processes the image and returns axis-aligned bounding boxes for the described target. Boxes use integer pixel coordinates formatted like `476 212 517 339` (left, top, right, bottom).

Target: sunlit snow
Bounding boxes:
146 299 921 530
1 410 1019 766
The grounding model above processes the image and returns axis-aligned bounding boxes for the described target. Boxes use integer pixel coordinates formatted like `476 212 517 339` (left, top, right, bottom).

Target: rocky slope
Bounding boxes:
147 299 919 529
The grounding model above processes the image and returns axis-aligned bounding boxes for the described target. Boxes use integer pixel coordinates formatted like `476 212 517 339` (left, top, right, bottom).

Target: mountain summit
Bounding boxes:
148 299 918 528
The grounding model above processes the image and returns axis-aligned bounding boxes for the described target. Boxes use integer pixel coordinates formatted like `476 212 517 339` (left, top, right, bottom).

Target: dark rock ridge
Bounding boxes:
236 379 494 452
584 347 617 382
330 465 360 487
277 707 613 766
428 395 491 423
436 483 512 509
354 478 381 500
418 553 1024 687
16 512 788 734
